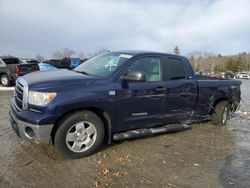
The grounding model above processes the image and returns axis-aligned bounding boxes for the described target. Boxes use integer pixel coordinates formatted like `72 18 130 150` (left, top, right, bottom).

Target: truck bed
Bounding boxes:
196 75 225 80
195 78 241 117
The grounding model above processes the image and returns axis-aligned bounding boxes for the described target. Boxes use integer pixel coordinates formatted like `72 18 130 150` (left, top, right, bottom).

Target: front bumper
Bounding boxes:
9 99 54 143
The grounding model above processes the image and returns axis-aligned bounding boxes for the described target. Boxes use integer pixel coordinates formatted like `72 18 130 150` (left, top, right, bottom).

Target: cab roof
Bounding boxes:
113 50 184 58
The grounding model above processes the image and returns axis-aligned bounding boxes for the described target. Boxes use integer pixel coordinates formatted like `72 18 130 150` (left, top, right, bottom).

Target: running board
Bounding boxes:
112 124 190 141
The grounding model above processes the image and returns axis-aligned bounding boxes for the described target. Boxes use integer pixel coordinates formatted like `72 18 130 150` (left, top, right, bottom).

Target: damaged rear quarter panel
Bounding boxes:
195 80 241 117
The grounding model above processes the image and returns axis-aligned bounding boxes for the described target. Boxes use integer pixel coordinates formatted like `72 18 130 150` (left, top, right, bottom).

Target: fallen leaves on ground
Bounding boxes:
193 163 200 167
116 156 131 164
102 168 110 177
94 181 100 188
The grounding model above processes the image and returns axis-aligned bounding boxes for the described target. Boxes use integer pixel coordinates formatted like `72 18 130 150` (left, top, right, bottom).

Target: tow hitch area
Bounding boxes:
112 124 190 141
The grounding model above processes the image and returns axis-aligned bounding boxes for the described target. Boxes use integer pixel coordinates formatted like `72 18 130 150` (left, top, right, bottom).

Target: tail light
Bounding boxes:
15 65 20 76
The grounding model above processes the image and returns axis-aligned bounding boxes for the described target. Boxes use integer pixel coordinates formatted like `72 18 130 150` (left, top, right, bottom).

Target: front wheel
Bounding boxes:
0 74 10 87
212 101 230 126
54 111 105 159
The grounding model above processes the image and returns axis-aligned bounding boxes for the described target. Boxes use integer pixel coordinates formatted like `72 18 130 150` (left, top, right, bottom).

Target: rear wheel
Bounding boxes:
0 74 10 87
212 101 230 126
54 111 105 159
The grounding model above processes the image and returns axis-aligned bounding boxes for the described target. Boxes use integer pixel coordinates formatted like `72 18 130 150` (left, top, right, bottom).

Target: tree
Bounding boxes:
78 52 86 60
35 54 45 62
226 57 244 72
52 50 63 59
239 52 248 70
52 48 76 59
62 48 75 58
87 47 109 58
173 46 180 55
189 55 195 69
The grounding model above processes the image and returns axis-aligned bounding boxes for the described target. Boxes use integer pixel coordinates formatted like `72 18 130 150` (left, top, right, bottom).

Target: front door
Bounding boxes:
115 56 166 132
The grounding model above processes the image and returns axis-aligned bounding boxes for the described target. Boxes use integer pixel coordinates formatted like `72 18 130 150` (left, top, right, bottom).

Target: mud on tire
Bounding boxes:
212 101 230 126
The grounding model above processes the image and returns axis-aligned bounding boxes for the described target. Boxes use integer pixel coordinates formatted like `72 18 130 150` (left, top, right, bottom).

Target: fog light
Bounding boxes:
25 127 35 138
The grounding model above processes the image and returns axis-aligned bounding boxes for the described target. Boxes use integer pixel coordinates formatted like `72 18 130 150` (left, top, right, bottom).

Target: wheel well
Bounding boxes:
51 107 112 145
213 97 231 111
0 73 9 79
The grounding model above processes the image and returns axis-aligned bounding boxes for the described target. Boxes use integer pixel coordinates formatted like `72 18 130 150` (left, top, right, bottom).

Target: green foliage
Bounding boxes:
187 51 249 72
214 65 220 73
226 57 244 72
214 64 226 72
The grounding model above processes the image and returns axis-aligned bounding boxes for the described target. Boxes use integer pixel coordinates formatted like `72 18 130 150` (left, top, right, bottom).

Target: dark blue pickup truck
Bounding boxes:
9 51 241 158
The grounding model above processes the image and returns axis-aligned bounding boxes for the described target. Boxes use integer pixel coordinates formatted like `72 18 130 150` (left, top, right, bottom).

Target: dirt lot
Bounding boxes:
0 81 250 188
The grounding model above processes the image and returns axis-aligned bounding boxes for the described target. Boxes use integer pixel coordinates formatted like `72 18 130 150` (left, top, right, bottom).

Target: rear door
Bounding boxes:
162 56 197 123
115 56 167 132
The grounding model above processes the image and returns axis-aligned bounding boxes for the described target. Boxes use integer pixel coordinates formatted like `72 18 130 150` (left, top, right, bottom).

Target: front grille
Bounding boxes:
15 80 24 110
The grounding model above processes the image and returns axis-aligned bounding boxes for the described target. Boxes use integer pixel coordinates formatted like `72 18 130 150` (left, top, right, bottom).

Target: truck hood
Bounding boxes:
22 69 97 89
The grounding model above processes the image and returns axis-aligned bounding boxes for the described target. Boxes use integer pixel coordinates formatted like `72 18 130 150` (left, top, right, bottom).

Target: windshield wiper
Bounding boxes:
75 70 89 75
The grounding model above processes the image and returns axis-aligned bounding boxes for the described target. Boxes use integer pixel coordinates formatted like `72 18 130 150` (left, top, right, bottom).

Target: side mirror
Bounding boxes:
122 71 146 82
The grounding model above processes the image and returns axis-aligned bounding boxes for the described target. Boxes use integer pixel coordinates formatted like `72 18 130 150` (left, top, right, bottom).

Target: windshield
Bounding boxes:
74 52 133 78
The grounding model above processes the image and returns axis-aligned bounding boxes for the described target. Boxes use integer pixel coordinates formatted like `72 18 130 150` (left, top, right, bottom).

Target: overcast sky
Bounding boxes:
0 0 249 58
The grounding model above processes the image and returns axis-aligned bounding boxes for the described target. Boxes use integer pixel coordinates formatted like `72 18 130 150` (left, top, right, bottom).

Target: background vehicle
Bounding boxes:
236 72 250 79
214 73 223 79
38 63 57 71
225 71 235 79
43 58 81 70
203 71 212 76
0 57 39 86
10 51 241 159
21 59 40 64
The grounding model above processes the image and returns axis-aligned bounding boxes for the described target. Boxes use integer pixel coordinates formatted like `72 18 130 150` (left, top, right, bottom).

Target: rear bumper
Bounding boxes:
9 98 54 143
10 74 18 82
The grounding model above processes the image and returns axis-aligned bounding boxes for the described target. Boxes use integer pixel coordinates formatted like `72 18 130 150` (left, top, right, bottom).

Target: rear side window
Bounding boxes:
167 58 186 80
2 58 20 65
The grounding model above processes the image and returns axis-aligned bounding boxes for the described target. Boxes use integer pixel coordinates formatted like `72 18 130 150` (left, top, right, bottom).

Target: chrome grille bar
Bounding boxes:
15 77 28 110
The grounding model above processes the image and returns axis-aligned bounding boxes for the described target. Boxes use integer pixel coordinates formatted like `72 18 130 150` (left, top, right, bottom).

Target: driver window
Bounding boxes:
128 57 161 82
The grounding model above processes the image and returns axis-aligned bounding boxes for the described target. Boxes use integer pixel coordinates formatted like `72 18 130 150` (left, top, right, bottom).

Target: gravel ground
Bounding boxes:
0 80 250 188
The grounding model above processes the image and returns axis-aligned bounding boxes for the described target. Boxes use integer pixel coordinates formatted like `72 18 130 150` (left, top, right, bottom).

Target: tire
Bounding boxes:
0 74 10 87
212 101 230 126
54 111 105 159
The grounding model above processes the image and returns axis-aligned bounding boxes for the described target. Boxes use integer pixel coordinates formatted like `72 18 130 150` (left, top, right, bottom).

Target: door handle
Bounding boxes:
155 87 167 92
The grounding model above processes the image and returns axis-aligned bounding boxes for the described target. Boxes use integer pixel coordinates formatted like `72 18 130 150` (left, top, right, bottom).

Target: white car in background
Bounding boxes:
236 72 250 79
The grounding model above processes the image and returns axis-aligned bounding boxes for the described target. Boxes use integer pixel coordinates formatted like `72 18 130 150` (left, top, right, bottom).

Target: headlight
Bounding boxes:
28 91 57 106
